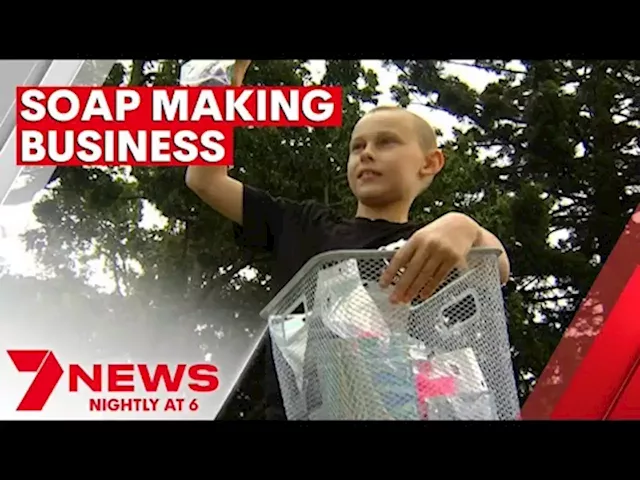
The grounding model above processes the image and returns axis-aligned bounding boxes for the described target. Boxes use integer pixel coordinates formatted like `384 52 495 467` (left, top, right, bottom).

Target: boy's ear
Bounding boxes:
420 148 445 177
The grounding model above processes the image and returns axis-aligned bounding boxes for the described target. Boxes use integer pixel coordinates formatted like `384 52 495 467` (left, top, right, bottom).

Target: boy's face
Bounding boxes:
347 109 430 208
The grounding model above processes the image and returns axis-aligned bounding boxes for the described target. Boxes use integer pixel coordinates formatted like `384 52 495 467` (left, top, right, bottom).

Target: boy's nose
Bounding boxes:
360 149 375 163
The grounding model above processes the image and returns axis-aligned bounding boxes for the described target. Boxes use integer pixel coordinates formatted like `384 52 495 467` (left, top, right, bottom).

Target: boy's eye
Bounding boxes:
378 136 396 146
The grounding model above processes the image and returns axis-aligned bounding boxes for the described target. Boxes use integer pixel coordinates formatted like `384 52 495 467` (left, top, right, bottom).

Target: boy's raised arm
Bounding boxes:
185 160 244 224
185 60 251 225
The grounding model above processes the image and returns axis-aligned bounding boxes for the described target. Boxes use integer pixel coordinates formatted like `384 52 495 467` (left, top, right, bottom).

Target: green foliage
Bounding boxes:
392 59 639 400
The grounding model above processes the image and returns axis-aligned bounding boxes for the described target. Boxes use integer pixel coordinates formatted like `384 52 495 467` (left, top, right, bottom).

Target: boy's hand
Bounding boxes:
379 212 481 303
231 60 251 86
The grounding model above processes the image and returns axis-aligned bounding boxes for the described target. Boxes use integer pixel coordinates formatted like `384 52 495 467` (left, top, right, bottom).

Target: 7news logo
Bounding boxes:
7 350 219 414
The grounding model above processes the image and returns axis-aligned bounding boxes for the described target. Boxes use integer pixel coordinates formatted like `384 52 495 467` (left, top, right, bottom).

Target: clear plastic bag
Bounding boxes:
180 60 235 87
315 259 398 339
269 313 308 391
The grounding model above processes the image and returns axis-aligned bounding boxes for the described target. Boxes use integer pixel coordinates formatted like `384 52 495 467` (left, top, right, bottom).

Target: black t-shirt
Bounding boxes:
233 185 423 419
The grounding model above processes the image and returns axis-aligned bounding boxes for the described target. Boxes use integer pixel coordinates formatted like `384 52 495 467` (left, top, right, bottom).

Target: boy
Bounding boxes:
186 60 510 419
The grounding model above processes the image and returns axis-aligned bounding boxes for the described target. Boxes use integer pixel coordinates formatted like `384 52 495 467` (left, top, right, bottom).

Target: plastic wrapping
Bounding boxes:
179 60 234 87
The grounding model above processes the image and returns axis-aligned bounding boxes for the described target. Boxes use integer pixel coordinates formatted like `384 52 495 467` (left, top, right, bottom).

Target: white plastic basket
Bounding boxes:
260 248 521 421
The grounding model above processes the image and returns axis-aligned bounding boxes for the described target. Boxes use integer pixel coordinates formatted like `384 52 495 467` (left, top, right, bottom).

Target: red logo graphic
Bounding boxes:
7 349 219 413
7 350 64 411
522 204 640 419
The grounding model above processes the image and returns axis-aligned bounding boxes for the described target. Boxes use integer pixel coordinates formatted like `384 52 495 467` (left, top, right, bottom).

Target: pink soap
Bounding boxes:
415 361 457 402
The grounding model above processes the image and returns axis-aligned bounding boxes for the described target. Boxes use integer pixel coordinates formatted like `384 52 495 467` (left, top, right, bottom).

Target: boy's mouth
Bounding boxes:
358 169 381 180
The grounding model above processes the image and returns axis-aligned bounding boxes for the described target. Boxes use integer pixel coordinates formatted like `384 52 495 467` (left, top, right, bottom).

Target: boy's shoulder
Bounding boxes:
244 184 340 223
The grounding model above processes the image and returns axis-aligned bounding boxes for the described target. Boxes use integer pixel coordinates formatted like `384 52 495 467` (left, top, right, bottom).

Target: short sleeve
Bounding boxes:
233 184 326 255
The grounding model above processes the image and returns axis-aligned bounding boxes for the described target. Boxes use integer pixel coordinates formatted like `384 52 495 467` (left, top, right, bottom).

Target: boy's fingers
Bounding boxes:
405 256 441 302
379 242 415 288
390 247 428 303
418 259 455 300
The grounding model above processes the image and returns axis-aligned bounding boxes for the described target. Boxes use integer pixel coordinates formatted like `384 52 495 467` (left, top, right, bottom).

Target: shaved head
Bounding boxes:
364 105 438 153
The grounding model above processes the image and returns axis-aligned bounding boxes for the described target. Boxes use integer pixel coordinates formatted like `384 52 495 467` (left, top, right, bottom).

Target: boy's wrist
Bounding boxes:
443 212 482 245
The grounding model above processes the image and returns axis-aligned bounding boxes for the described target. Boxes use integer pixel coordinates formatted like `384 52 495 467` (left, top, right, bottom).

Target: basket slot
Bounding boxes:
440 290 480 330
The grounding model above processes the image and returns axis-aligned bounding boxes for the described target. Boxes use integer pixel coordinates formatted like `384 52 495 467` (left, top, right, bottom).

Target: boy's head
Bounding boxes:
347 106 445 216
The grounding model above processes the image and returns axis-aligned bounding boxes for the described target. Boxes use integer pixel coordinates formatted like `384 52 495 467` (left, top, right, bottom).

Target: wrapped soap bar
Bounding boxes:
365 334 420 420
180 60 234 87
416 347 498 420
316 335 391 420
426 391 498 420
315 259 393 339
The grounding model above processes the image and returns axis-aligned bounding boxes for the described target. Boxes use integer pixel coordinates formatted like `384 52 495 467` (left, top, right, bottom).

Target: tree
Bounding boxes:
390 59 640 398
2 60 383 419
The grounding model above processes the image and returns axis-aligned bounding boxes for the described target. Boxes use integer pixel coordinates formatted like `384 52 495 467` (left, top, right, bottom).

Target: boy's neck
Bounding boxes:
355 202 410 224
